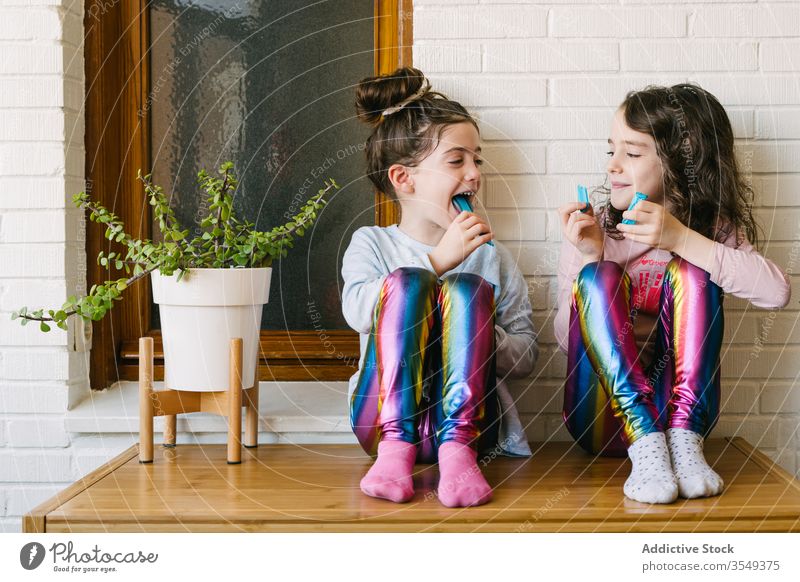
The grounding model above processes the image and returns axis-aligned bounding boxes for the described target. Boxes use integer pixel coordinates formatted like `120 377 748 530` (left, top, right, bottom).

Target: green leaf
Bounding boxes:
40 322 51 332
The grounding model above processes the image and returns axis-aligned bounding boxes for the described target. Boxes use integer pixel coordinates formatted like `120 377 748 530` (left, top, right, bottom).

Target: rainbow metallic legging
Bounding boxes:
350 267 500 464
563 259 724 457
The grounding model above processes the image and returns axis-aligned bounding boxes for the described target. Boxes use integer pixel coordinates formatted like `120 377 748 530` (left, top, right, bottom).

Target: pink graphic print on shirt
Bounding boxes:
632 256 670 314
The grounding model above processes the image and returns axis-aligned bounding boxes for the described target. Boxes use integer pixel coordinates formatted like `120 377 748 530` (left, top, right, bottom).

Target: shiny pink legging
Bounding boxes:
563 259 724 457
350 267 500 463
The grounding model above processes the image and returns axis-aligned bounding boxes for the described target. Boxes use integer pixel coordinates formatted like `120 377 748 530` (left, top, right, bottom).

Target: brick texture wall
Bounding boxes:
0 0 89 532
415 0 800 473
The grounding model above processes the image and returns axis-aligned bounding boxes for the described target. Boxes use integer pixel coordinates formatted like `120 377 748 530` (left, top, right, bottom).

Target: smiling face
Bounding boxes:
396 121 483 230
607 107 665 210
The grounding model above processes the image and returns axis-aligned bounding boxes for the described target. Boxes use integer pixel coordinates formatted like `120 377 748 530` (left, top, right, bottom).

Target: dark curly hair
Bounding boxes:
354 66 478 199
597 83 760 249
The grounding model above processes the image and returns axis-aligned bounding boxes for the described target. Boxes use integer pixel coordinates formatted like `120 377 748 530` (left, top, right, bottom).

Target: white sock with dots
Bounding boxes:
666 427 724 499
623 431 679 504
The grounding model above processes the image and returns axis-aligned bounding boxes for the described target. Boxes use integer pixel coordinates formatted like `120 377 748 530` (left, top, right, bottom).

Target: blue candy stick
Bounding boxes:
577 184 590 212
452 193 494 246
621 192 648 225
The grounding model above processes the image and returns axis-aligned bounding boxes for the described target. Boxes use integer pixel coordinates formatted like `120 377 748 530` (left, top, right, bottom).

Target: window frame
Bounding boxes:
83 0 411 388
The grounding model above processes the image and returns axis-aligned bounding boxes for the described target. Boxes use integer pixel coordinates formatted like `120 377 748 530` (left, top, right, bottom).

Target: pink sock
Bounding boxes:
360 440 417 503
436 441 492 508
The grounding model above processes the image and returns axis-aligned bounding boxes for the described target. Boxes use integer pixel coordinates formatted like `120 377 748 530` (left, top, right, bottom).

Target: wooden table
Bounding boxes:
24 438 800 533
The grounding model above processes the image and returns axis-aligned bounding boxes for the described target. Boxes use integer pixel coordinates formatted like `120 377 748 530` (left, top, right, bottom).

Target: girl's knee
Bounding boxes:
440 272 493 296
574 260 626 293
664 257 720 295
441 274 495 311
385 266 438 291
666 256 707 280
377 268 439 314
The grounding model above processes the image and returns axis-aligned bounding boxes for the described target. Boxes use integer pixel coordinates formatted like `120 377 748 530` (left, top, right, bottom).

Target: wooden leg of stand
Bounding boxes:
245 357 259 448
228 338 243 464
139 337 154 464
163 415 177 448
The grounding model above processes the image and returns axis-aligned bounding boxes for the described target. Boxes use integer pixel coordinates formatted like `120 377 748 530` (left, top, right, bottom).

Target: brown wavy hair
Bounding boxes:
598 83 760 249
355 66 478 199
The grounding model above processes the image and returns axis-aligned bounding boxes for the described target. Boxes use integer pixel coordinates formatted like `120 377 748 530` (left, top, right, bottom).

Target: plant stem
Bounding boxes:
18 265 159 323
269 182 333 244
141 173 179 234
214 167 230 259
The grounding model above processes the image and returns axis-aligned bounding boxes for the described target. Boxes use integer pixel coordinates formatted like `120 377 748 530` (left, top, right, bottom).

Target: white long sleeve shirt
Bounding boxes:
341 224 538 456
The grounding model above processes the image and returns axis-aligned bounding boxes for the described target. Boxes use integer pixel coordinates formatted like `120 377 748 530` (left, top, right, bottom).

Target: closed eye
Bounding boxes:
606 151 641 158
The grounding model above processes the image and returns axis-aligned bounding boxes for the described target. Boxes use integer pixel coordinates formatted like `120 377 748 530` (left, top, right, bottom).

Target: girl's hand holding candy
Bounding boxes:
428 211 494 276
616 199 688 252
558 185 604 266
452 193 494 246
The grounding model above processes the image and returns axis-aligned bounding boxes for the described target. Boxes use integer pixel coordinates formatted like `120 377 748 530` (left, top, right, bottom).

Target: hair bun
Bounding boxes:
355 67 428 126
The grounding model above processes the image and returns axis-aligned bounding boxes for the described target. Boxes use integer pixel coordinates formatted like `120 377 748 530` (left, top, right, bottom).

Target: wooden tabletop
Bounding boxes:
24 437 800 533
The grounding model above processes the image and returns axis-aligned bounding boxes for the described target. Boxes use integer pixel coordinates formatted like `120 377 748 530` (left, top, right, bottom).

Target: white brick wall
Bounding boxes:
0 0 89 533
415 1 800 475
1 0 799 534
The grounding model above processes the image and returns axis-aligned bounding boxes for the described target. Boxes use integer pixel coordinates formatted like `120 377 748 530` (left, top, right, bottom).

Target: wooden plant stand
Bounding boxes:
138 336 259 464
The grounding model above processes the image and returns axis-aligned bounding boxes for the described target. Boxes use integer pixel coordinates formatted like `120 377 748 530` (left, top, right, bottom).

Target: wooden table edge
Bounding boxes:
23 444 140 533
21 439 800 533
726 436 800 494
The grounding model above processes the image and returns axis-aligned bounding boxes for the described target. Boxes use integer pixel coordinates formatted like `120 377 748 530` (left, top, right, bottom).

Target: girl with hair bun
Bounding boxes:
342 67 537 507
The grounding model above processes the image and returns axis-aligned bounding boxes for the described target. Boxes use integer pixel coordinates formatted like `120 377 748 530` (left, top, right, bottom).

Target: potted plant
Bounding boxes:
12 161 337 392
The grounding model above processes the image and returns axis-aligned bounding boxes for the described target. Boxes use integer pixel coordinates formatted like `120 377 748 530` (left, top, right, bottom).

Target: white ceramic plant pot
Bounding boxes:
151 268 271 392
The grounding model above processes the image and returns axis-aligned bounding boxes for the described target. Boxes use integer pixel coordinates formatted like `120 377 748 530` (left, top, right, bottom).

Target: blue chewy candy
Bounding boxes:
620 192 647 225
577 185 590 212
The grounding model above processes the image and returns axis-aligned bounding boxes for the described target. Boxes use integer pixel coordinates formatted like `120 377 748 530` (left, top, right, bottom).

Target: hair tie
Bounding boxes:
381 82 431 118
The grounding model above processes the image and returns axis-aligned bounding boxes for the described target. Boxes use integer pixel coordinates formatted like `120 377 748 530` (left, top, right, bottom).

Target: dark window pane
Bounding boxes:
148 0 374 331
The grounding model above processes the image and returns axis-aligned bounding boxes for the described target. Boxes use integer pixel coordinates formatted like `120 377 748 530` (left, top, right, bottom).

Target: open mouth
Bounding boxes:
451 191 476 212
452 190 476 199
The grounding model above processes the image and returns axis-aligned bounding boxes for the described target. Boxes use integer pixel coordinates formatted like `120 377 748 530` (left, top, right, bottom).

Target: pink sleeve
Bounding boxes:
709 225 791 309
554 238 585 354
